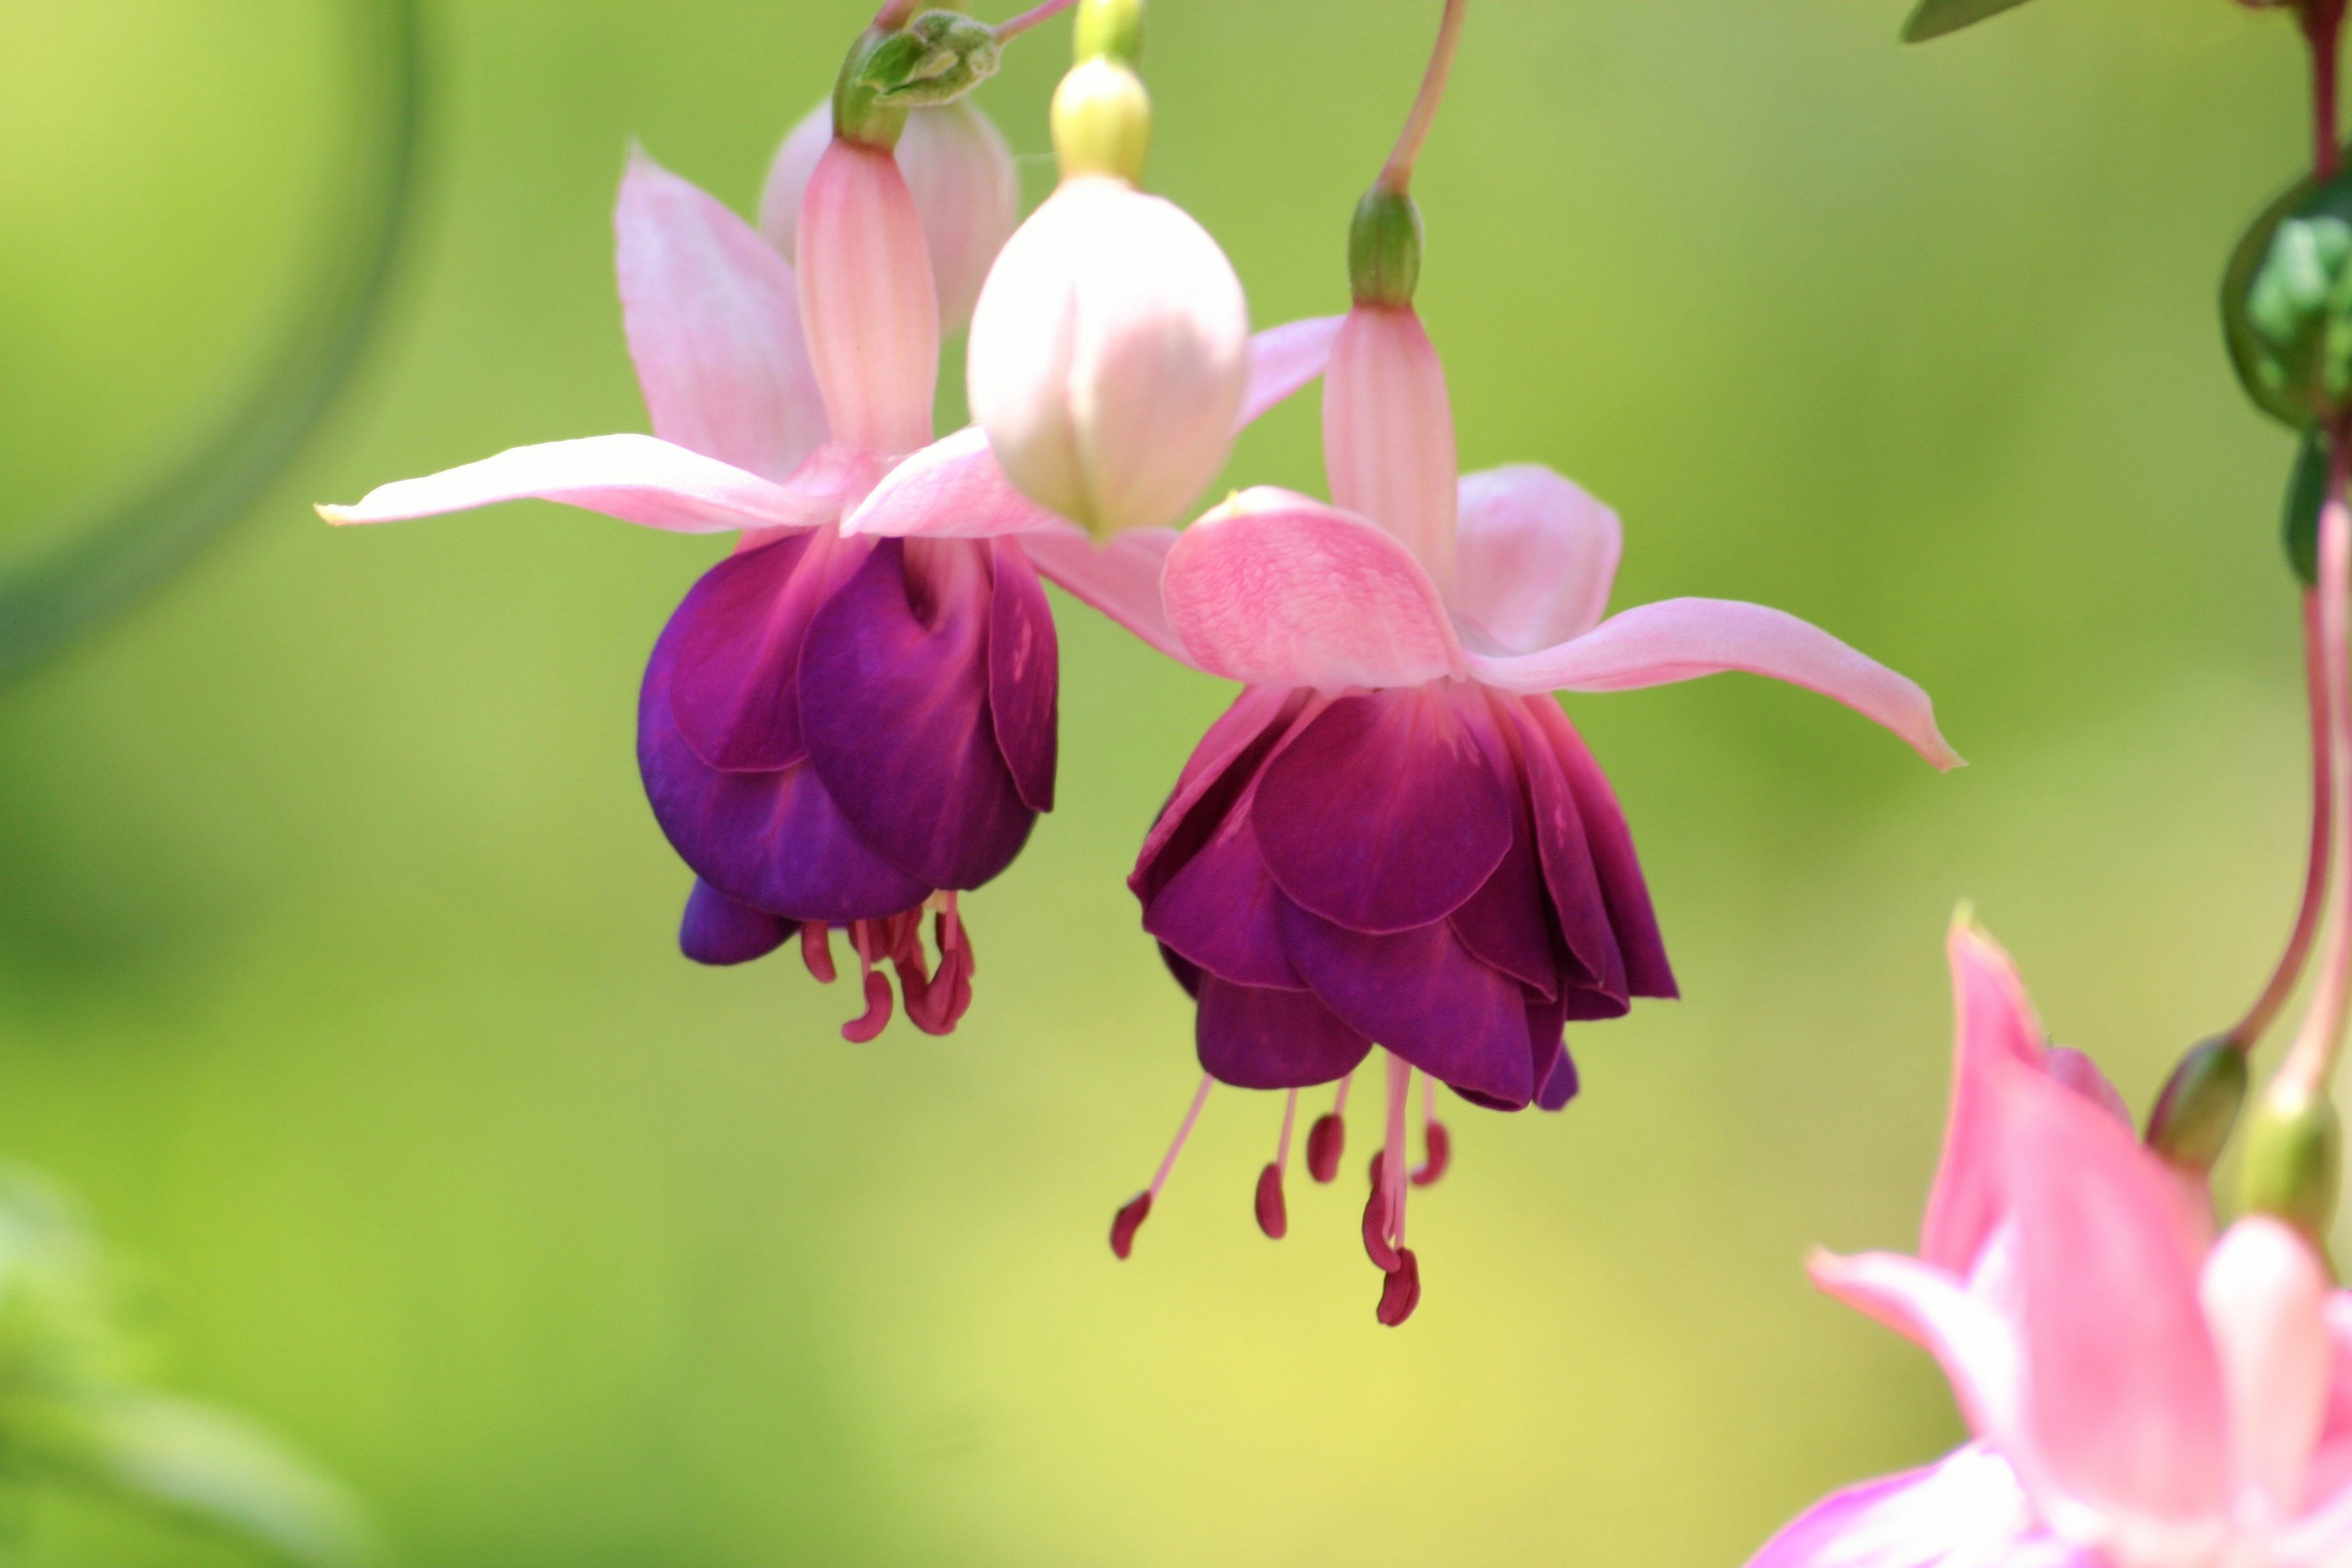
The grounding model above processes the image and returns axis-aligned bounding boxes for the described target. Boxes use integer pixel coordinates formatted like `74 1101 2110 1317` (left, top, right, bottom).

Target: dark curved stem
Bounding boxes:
0 0 425 682
2233 587 2334 1049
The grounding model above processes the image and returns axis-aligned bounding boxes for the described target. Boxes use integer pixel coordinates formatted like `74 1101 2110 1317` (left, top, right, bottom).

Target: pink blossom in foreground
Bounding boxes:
319 126 1338 1041
1750 921 2352 1568
1096 295 1958 1321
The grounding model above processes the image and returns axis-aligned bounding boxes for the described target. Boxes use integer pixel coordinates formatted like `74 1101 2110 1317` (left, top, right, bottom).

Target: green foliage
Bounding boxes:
1900 0 2040 44
0 1175 374 1568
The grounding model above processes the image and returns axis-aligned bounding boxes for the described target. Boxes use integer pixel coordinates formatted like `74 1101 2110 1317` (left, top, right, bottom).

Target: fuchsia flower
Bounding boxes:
319 114 1337 1043
1752 922 2352 1568
1089 292 1960 1318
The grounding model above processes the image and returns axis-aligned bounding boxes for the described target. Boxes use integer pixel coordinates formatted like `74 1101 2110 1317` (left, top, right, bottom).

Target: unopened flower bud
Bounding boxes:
2243 1083 2342 1242
1348 188 1423 309
2146 1036 2249 1173
2228 165 2352 428
967 176 1249 536
763 98 1017 335
865 11 1002 107
1051 57 1152 184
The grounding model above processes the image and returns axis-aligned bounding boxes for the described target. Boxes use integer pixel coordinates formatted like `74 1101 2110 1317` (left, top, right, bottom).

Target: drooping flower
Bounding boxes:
1749 920 2352 1568
319 113 1338 1042
1093 261 1955 1319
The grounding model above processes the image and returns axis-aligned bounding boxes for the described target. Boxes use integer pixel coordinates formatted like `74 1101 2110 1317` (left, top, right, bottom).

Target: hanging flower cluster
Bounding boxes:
321 0 1958 1327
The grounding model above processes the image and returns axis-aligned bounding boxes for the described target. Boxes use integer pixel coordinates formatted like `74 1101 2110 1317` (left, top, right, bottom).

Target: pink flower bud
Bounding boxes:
795 139 939 457
762 100 1018 336
966 175 1250 537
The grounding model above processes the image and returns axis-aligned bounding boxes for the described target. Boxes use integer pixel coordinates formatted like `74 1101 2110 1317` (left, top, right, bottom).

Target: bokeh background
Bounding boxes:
0 0 2331 1561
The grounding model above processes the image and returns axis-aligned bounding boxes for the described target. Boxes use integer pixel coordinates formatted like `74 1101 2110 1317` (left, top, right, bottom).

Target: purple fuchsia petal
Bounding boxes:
986 539 1057 814
1131 688 1309 904
678 878 797 965
1534 1021 1581 1111
1500 693 1625 1001
640 608 929 922
1253 684 1512 936
1157 941 1204 999
670 529 858 773
1195 975 1373 1089
1448 697 1562 999
1275 897 1537 1108
799 537 1034 891
1143 789 1303 990
1523 695 1677 1000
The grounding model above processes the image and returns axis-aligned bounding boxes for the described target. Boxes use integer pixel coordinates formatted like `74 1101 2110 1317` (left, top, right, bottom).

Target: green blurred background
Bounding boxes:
0 0 2329 1561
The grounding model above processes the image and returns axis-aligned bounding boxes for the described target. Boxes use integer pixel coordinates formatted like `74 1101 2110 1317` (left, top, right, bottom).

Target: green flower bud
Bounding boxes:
2145 1036 2249 1173
2286 429 2329 589
833 28 912 149
1348 188 1423 308
2243 1083 2343 1242
835 11 1002 141
1052 57 1150 184
1074 0 1145 67
2225 160 2352 430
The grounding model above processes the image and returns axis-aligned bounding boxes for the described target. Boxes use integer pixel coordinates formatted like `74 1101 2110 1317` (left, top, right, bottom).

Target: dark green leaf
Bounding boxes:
1900 0 2040 44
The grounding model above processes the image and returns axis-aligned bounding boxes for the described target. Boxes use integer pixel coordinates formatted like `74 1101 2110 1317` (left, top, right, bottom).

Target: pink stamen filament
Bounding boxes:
1152 1075 1214 1200
1383 1052 1411 1247
1276 1089 1298 1176
995 0 1080 38
1379 0 1470 197
1112 1075 1214 1260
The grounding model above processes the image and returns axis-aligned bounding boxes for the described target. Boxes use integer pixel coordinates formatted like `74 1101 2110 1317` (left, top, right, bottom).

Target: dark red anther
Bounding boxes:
1253 1162 1288 1240
1376 1248 1422 1327
1110 1191 1153 1259
1411 1119 1452 1187
800 923 838 985
841 968 893 1043
1305 1112 1345 1184
1361 1161 1400 1272
903 910 975 1036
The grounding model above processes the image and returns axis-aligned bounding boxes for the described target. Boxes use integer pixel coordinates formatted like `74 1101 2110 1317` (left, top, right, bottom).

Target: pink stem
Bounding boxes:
1379 0 1470 196
995 0 1080 38
2233 588 2334 1050
873 0 921 27
2309 0 2346 179
2281 440 2352 1099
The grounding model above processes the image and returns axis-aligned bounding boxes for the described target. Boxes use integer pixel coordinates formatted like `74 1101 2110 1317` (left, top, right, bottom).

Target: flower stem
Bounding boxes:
873 0 921 28
2276 436 2352 1101
1378 0 1469 197
2231 586 2334 1049
995 0 1080 39
2306 0 2347 180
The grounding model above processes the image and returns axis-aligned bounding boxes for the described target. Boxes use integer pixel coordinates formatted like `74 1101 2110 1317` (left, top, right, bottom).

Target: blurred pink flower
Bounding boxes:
1753 922 2352 1568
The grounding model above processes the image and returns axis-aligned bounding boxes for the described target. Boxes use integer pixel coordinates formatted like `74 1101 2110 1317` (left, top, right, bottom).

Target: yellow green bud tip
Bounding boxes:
1051 57 1149 185
1074 0 1144 66
2243 1084 2342 1243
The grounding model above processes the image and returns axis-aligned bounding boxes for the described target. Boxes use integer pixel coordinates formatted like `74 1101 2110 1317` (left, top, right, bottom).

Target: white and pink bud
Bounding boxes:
795 138 939 457
762 98 1018 336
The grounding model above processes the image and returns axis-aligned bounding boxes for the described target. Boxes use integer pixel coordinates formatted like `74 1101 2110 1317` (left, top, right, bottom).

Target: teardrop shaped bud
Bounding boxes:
2226 161 2352 430
969 178 1248 537
2146 1036 2250 1174
1253 1163 1288 1240
763 99 1018 336
2243 1083 2342 1243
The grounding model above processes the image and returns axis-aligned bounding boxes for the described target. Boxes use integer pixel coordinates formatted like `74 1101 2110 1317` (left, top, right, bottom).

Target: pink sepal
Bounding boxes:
843 425 1060 540
316 433 847 534
1161 489 1466 691
1466 596 1962 770
1451 465 1621 653
1236 315 1346 431
1017 525 1190 665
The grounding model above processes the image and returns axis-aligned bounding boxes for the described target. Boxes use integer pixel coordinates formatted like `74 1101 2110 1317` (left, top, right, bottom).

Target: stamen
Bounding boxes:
905 897 975 1035
1255 1089 1297 1240
801 923 838 985
1410 1073 1449 1187
1360 1153 1399 1271
1377 1248 1422 1328
1383 1051 1411 1246
1110 1074 1213 1259
842 955 893 1043
1306 1073 1352 1183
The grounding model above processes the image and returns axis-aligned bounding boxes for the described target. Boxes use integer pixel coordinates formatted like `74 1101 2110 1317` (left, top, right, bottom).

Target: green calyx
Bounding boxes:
1348 188 1423 308
2226 159 2352 430
1052 57 1150 183
1074 0 1145 66
2145 1036 2249 1173
834 12 1002 147
2286 429 2330 588
2243 1084 2343 1242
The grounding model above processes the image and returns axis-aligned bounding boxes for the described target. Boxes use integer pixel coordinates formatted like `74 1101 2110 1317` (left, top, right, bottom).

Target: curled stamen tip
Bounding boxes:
1110 1191 1153 1259
801 923 838 985
1376 1249 1422 1328
1410 1120 1452 1187
1305 1113 1345 1184
841 969 894 1043
1253 1162 1288 1240
1360 1169 1399 1272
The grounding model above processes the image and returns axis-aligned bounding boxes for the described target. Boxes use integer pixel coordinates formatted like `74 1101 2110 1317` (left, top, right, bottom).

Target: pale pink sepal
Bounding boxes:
796 140 939 457
1466 597 1962 771
315 434 844 534
1236 315 1346 431
1017 525 1190 665
1161 489 1466 691
616 148 826 483
2200 1218 2334 1519
1451 465 1622 654
842 425 1059 540
2000 1067 2232 1543
1808 1248 2026 1447
1921 920 2056 1273
1322 305 1459 593
1744 1447 2073 1568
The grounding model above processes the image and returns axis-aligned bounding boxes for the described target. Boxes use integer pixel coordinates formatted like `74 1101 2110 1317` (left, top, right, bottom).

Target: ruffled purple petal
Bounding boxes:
1536 1033 1581 1111
1527 696 1677 999
1253 685 1512 935
640 609 930 921
678 878 796 965
988 539 1058 814
1142 795 1302 989
1504 693 1628 1002
1275 896 1535 1107
671 529 861 773
1158 940 1204 999
1449 707 1561 999
799 537 1035 891
1131 688 1307 904
1196 975 1374 1089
